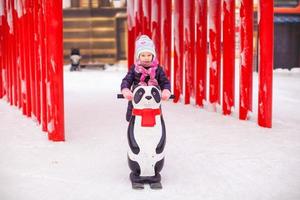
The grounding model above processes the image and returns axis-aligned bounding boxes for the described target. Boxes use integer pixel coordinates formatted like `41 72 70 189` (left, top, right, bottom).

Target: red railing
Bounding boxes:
0 0 274 135
258 0 273 127
195 0 207 107
0 0 65 141
239 0 253 120
127 0 274 128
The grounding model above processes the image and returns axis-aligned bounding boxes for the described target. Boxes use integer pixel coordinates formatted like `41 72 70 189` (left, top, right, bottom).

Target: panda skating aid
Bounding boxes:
118 86 174 190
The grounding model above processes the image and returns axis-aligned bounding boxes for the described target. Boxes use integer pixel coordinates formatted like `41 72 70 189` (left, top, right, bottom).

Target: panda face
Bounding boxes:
132 86 161 109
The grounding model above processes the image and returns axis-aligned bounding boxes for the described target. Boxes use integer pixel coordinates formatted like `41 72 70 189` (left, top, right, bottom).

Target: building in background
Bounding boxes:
63 0 127 67
274 0 300 69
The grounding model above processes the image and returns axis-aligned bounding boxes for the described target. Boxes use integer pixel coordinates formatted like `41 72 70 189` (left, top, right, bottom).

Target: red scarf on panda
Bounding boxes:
132 108 161 127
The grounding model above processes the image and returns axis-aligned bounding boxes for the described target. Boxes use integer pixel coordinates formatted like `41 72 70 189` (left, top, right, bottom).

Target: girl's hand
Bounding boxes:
161 89 171 101
122 88 133 101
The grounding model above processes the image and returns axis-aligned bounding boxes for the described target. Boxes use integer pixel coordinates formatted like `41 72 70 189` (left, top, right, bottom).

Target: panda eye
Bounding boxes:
139 92 143 96
153 92 156 95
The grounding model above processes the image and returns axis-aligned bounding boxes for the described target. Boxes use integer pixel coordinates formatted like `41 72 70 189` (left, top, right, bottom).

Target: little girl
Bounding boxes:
121 35 171 121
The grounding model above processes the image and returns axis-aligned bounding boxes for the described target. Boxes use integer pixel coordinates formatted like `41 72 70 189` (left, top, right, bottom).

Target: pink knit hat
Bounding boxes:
135 35 156 60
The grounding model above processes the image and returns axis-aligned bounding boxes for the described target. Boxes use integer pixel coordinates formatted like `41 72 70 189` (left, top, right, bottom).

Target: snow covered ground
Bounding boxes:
0 65 300 200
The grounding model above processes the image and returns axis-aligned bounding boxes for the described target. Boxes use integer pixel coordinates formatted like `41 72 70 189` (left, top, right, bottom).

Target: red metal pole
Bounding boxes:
7 0 14 105
151 0 161 61
258 0 273 128
208 0 221 106
138 0 143 34
2 3 5 98
28 0 37 118
239 0 253 120
173 0 184 103
17 0 26 115
45 0 65 141
24 2 32 117
3 0 8 101
8 31 12 104
195 0 207 107
183 0 195 104
3 2 8 98
13 1 22 109
6 0 12 105
14 7 18 107
44 0 52 138
33 0 41 123
190 0 195 101
17 1 22 109
13 0 19 107
142 0 151 36
0 31 2 99
41 0 47 131
0 8 3 99
9 1 18 106
134 0 142 38
160 0 171 80
222 0 235 115
127 0 135 69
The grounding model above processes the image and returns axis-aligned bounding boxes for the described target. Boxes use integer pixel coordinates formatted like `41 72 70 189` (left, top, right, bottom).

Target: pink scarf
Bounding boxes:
135 58 159 86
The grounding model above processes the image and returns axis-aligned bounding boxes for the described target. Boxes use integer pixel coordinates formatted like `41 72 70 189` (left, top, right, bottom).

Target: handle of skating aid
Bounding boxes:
117 94 175 99
117 94 124 99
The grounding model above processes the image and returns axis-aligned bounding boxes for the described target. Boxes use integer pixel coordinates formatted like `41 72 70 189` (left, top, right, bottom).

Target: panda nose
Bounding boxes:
145 96 152 100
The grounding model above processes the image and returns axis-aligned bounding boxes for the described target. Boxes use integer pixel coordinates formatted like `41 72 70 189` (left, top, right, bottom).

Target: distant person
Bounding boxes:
120 35 171 122
70 48 81 71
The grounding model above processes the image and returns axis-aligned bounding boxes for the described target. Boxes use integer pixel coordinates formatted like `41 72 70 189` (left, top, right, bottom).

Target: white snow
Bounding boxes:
6 0 13 34
14 0 23 18
63 0 71 9
0 64 300 200
0 0 4 17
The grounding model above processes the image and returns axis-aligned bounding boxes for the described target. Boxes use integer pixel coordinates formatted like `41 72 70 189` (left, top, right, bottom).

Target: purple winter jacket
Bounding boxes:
120 64 171 91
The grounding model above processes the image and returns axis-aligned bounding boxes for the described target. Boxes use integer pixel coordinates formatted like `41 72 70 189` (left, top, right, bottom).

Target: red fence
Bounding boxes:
0 0 273 137
127 0 273 128
0 0 65 141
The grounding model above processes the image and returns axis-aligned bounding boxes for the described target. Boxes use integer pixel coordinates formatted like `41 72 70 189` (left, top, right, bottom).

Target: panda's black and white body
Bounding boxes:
127 85 166 187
